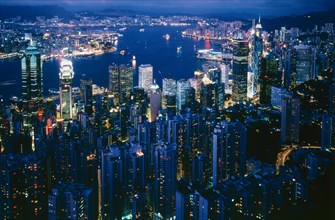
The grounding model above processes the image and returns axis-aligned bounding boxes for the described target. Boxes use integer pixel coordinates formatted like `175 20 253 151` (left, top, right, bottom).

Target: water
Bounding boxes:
0 26 219 100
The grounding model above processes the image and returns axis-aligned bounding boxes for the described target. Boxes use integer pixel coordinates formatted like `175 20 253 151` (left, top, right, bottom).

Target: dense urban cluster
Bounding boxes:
0 11 334 220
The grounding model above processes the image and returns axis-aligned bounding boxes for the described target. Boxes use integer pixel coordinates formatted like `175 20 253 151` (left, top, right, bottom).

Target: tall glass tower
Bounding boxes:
232 39 249 102
109 64 133 105
176 79 191 113
59 59 74 121
138 64 153 93
21 46 43 125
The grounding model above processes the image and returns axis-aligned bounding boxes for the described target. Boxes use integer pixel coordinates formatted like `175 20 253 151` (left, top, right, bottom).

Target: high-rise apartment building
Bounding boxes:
154 143 177 220
48 183 94 220
212 121 247 185
281 93 300 144
321 112 335 151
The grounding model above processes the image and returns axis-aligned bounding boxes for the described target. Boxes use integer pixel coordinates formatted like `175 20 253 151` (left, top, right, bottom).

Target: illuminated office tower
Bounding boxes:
281 93 300 144
200 74 216 109
138 64 153 93
189 78 199 102
48 183 94 220
283 47 296 89
220 63 230 85
216 83 225 111
162 78 177 94
154 143 177 220
162 78 177 114
80 74 93 115
120 64 133 104
21 46 43 125
176 79 191 113
149 80 161 122
294 45 316 84
249 16 263 97
59 59 74 121
255 15 263 38
109 64 133 105
321 113 335 151
259 52 280 104
232 39 249 102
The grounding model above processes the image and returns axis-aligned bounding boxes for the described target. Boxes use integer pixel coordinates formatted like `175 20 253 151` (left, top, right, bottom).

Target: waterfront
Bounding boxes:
0 26 220 100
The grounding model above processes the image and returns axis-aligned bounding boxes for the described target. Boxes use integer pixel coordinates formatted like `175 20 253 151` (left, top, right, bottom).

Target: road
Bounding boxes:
276 145 335 174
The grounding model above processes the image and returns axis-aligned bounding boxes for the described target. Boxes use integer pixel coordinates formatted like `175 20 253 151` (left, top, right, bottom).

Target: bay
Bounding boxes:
0 26 217 100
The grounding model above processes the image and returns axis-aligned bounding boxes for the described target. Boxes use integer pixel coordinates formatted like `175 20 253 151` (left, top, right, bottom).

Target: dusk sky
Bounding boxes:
2 0 335 16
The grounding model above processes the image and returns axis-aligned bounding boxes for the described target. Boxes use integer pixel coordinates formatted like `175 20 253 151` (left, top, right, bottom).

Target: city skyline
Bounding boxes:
0 3 334 220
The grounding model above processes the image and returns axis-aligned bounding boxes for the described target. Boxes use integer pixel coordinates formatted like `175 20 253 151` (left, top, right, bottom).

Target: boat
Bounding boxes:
177 46 182 54
119 27 127 31
139 28 145 32
119 50 125 55
164 34 170 40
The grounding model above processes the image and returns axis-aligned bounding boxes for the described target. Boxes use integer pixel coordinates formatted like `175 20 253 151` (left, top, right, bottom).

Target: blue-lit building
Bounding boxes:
48 183 94 220
154 143 177 220
281 93 300 144
321 113 335 151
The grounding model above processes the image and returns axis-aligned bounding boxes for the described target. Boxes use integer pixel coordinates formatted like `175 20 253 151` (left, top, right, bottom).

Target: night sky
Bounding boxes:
2 0 335 16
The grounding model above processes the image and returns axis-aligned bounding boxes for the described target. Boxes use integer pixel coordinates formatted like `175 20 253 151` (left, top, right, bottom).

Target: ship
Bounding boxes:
164 34 170 40
139 28 145 32
132 55 136 61
119 50 126 55
177 46 182 54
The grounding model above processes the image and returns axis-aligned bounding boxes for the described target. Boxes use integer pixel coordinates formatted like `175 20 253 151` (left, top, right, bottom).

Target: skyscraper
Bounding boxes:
149 80 161 122
232 39 249 102
281 93 300 144
138 64 153 93
162 78 177 114
154 143 177 220
48 183 94 220
249 16 263 98
109 64 133 105
176 79 191 113
59 59 74 121
21 45 43 125
101 146 123 219
200 74 216 109
80 74 93 115
294 45 316 84
329 70 335 114
212 121 247 185
259 52 280 104
321 113 335 151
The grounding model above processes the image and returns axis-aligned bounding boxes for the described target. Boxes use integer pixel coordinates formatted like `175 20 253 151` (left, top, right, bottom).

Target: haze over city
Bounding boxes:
2 0 335 16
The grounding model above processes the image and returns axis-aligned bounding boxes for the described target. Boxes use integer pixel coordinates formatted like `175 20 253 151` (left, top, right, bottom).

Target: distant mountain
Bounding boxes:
207 11 259 20
0 5 74 21
101 8 138 17
261 8 335 31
